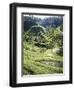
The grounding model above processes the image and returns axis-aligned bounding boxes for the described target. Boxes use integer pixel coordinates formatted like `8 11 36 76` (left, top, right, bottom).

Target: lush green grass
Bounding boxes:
23 42 63 75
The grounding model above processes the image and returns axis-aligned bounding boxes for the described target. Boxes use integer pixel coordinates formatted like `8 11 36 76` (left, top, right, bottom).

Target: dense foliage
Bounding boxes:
22 15 63 75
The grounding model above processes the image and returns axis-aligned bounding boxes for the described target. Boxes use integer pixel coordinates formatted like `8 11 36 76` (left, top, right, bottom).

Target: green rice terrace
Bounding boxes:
22 15 63 75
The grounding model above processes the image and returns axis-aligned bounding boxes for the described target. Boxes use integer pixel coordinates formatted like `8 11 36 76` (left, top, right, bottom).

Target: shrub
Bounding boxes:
56 47 63 56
